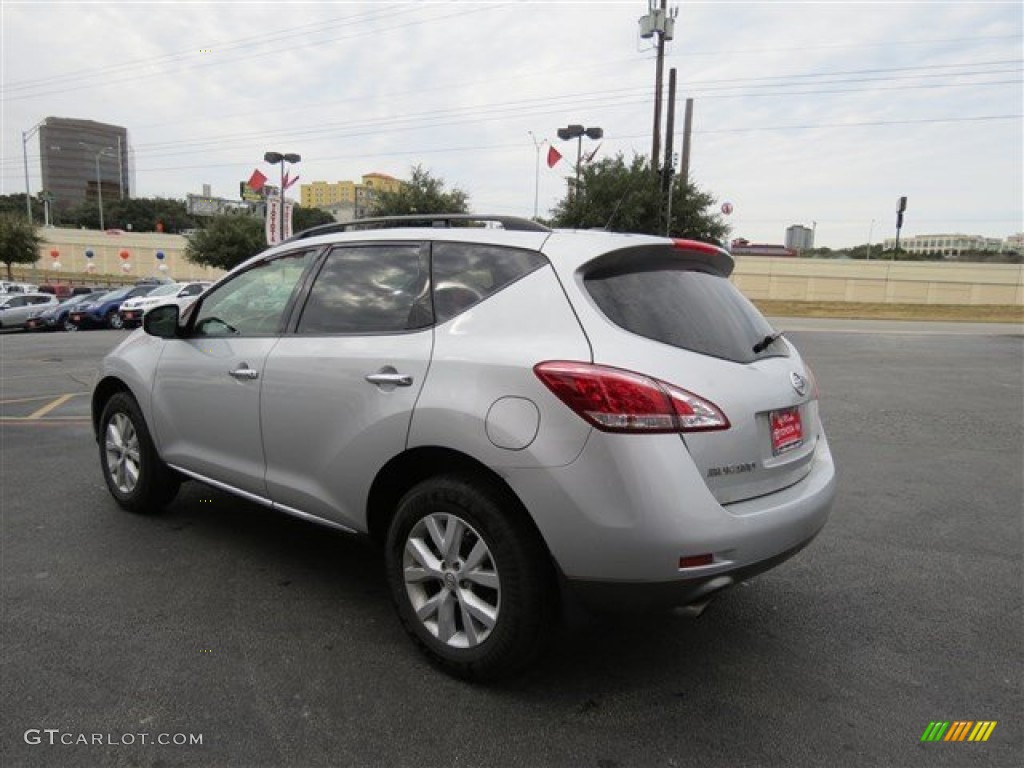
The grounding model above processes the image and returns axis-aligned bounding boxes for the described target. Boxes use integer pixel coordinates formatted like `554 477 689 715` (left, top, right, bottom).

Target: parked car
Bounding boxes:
25 291 108 332
68 285 158 330
0 292 59 329
91 214 836 680
119 281 211 329
37 284 75 300
0 281 37 294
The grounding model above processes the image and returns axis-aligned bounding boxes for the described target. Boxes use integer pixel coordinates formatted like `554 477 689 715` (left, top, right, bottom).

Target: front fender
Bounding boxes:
91 332 166 443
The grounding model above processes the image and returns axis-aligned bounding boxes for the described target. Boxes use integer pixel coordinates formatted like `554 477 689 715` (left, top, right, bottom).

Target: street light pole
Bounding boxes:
94 153 105 232
263 151 301 244
21 119 46 223
528 131 546 220
556 125 603 204
77 142 115 231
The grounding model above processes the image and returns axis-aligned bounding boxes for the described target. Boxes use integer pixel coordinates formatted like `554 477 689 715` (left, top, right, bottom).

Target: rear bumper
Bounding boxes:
69 312 105 328
503 427 836 600
565 535 818 612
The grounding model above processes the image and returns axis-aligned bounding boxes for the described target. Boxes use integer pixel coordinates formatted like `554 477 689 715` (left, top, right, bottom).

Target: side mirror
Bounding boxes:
143 304 180 339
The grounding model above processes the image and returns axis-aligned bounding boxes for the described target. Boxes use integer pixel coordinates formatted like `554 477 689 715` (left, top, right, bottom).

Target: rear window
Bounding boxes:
584 265 786 364
430 242 548 324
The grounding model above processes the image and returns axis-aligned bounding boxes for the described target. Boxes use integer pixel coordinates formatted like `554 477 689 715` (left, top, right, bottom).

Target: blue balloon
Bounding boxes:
85 249 94 258
156 251 165 260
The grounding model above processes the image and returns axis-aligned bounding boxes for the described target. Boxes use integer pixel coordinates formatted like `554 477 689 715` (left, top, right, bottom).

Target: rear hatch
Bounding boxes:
568 241 820 505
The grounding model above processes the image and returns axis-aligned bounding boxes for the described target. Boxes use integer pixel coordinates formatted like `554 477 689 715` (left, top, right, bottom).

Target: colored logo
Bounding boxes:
920 721 997 742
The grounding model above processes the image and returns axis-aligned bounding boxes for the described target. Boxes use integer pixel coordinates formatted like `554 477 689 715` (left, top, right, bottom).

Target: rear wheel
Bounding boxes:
107 310 124 330
99 392 180 513
63 317 78 332
385 476 556 681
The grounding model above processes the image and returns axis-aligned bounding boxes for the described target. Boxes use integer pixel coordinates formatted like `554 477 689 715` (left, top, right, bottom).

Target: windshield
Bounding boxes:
97 288 131 302
147 283 181 297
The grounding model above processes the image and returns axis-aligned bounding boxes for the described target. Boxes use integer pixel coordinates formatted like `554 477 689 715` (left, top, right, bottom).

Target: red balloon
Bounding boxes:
50 249 59 259
119 250 130 260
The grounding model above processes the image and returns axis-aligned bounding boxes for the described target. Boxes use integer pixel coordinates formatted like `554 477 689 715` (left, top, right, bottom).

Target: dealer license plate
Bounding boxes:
770 407 803 456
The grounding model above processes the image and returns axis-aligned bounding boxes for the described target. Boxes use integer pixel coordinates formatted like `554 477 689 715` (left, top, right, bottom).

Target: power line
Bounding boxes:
0 5 509 103
8 61 1014 169
0 8 395 93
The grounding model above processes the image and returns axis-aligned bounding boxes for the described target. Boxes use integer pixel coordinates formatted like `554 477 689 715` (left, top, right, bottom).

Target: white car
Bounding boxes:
0 293 58 328
0 281 38 294
119 282 211 328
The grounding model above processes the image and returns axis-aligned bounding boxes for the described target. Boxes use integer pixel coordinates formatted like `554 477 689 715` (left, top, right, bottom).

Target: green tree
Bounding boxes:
0 213 43 280
550 152 729 243
371 165 469 216
60 196 198 232
0 194 44 222
292 205 335 232
184 215 266 271
106 197 197 233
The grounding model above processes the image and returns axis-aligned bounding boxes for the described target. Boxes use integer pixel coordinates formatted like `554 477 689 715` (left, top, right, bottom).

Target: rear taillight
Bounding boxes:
533 361 729 434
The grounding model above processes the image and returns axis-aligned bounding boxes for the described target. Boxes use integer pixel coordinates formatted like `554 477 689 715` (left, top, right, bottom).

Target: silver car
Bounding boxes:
0 292 58 329
92 215 836 679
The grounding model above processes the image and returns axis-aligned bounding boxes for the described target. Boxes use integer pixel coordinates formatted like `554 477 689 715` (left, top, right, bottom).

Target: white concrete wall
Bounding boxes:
34 228 224 282
31 229 1024 305
731 257 1022 305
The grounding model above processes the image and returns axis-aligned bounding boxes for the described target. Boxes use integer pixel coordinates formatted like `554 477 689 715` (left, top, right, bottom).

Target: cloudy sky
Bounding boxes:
1 0 1021 247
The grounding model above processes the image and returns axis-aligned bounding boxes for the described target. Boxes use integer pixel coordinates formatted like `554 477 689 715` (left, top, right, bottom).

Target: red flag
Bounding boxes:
247 169 267 192
546 146 563 168
283 172 300 191
584 142 603 164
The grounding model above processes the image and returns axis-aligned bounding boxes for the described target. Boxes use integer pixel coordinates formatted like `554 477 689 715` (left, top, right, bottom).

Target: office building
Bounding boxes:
38 117 133 213
300 173 403 220
785 225 815 252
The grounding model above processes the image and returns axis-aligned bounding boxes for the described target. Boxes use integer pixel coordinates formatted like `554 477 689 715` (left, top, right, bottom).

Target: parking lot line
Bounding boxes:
26 393 77 420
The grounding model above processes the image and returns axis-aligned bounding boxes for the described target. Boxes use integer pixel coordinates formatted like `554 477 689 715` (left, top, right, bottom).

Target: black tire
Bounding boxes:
385 475 557 681
98 392 180 513
63 317 78 332
107 310 124 330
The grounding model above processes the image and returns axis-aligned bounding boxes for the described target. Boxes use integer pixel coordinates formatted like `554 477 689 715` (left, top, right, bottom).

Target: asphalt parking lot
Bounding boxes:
1 323 1021 768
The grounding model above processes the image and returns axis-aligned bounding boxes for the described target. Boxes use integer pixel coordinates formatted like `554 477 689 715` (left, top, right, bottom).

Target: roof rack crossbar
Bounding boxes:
285 214 550 242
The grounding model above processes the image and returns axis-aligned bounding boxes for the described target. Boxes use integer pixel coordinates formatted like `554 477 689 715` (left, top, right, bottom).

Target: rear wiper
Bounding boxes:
752 331 785 354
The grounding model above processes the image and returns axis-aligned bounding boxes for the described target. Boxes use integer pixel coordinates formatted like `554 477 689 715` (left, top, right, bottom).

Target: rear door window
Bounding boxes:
584 264 786 363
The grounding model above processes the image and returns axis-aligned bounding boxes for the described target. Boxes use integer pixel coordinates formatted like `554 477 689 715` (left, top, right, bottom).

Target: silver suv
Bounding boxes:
92 215 836 679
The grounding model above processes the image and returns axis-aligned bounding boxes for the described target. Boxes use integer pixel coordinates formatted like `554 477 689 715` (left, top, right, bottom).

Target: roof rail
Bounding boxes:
286 214 551 242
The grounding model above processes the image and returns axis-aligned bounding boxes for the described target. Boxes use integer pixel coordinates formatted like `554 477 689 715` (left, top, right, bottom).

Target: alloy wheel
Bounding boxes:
104 412 141 494
402 512 501 649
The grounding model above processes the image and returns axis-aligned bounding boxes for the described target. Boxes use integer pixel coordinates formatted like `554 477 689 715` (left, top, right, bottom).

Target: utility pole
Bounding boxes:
651 0 666 169
662 68 677 233
639 0 677 172
662 68 677 196
679 98 694 191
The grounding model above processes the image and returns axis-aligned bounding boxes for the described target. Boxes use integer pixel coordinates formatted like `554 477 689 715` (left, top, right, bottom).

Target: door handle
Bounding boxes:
365 367 413 388
229 365 259 380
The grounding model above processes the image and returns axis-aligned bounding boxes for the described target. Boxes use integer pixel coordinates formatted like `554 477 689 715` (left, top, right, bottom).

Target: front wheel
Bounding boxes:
98 392 180 513
385 476 557 681
63 317 78 332
107 311 125 330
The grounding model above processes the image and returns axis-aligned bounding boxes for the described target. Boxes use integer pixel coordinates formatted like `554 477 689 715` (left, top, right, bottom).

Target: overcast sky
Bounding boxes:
1 0 1021 247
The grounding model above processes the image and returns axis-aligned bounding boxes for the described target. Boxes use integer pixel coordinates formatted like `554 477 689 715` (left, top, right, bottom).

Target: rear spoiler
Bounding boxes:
582 239 735 278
